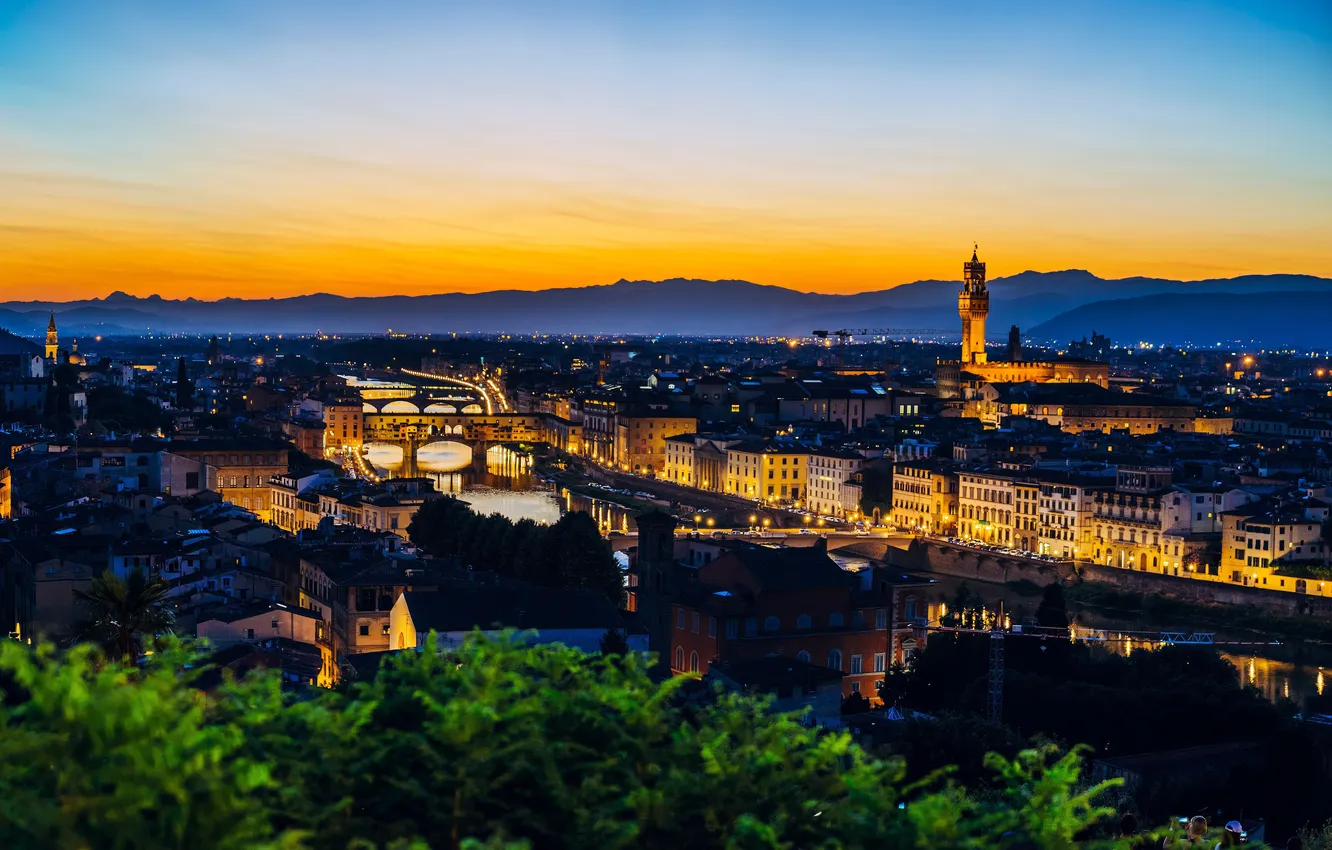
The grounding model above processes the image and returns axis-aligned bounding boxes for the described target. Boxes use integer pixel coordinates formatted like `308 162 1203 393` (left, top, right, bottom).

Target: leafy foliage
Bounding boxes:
0 632 1135 849
0 640 283 850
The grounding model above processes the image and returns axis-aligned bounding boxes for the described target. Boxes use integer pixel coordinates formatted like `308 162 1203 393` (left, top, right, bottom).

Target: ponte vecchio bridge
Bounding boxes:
341 371 580 477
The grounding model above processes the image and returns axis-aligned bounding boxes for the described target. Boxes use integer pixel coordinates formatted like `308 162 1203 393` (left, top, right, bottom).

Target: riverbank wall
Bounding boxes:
882 537 1332 617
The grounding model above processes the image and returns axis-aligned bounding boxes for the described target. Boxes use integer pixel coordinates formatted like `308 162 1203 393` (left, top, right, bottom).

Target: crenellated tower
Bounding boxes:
958 246 988 365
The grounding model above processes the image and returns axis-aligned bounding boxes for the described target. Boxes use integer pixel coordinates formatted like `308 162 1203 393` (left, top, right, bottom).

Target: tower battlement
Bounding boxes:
958 246 989 365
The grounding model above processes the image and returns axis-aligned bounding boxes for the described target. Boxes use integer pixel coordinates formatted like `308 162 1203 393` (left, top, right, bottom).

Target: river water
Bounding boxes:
366 440 637 531
369 446 1332 708
831 552 1332 709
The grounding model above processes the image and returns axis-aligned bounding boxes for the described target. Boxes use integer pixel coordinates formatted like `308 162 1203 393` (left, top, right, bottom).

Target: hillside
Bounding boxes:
0 272 1326 343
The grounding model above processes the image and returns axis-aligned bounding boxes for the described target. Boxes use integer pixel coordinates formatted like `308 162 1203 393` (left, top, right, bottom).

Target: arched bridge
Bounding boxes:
359 394 488 416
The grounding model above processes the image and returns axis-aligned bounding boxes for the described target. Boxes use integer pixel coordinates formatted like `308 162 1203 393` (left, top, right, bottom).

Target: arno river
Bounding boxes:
364 440 639 531
832 552 1332 709
366 440 1329 710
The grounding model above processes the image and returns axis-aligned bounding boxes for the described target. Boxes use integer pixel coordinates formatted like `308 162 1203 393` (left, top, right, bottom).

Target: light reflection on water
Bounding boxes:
363 441 638 531
831 554 1332 708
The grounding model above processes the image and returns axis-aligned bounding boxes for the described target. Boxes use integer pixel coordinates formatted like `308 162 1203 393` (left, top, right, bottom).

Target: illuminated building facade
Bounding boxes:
936 248 1109 399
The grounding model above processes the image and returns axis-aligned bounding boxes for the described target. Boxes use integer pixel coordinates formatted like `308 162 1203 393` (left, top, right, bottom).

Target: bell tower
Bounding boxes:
958 246 988 365
45 313 58 362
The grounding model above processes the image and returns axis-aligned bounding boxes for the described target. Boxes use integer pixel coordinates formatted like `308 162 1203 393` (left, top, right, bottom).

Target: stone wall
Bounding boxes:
1078 563 1332 616
900 539 1074 586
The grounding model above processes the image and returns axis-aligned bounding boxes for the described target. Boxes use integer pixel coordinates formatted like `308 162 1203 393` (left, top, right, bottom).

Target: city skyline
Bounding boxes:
2 0 1329 299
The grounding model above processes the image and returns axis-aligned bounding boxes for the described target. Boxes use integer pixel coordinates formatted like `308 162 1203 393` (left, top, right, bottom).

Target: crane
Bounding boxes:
812 327 960 367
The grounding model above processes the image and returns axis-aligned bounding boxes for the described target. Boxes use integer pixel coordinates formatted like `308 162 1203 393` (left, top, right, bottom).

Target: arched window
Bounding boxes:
829 612 844 628
796 613 812 630
827 649 843 671
689 651 699 673
674 646 684 671
796 650 811 663
763 616 780 632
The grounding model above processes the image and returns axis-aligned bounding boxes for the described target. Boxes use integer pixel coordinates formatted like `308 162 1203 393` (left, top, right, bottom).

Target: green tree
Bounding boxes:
0 640 282 850
550 511 624 606
73 568 175 662
0 632 1145 850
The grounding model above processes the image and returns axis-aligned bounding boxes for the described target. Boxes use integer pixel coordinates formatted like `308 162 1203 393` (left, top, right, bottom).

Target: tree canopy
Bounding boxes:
408 497 623 606
0 632 1149 850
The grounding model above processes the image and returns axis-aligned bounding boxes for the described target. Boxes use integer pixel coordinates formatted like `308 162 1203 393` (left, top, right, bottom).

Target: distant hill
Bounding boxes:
0 272 1327 345
1027 291 1332 348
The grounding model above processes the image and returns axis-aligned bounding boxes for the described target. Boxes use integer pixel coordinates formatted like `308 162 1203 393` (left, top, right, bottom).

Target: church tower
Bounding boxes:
45 313 58 362
958 246 988 365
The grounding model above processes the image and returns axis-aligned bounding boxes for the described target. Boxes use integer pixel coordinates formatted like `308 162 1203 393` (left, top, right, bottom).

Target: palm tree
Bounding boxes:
74 568 175 662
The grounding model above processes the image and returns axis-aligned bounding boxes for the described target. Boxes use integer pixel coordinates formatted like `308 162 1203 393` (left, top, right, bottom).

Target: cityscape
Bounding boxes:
2 1 1330 848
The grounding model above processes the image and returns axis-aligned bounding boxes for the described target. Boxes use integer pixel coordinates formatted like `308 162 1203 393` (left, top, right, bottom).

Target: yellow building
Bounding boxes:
169 440 289 520
1220 503 1329 591
725 441 765 500
890 460 957 534
614 413 696 477
758 444 809 507
323 401 364 454
664 434 696 487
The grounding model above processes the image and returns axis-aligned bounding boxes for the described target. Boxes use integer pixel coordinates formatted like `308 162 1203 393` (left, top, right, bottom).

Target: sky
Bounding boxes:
0 0 1329 300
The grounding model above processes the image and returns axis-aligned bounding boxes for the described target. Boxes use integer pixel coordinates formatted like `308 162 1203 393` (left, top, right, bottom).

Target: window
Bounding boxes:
874 652 886 673
725 619 738 639
689 651 699 673
827 649 843 671
904 597 918 620
676 608 684 629
828 612 844 628
245 628 255 639
270 618 279 629
691 612 700 634
358 622 370 637
382 623 391 636
708 616 716 638
850 654 864 674
757 616 778 632
674 646 684 670
851 681 861 694
796 650 811 663
744 617 757 636
796 613 812 630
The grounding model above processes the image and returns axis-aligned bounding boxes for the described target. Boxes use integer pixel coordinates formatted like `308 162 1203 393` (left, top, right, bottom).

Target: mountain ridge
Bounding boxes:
3 271 1327 344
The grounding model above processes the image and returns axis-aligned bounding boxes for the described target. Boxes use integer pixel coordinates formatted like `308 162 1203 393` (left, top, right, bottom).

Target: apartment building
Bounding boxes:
806 448 864 519
890 459 958 534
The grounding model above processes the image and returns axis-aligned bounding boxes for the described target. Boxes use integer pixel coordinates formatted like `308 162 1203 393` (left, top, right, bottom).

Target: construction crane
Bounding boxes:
812 327 960 367
930 610 1279 724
